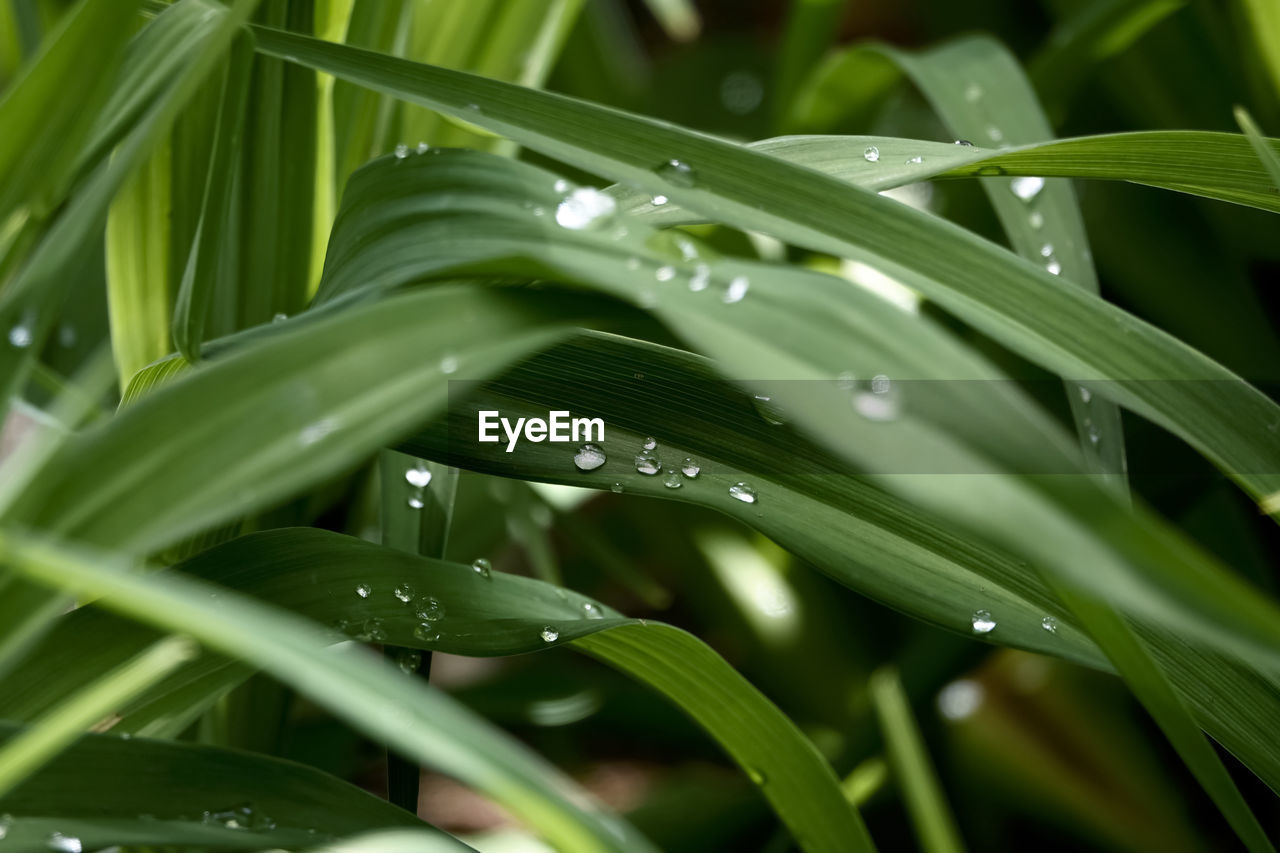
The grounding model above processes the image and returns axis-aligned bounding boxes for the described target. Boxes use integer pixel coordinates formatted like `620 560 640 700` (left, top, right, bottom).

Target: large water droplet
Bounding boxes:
681 458 701 478
553 178 571 194
574 443 607 471
655 265 676 282
1046 259 1062 276
1039 243 1054 258
556 187 617 230
540 626 560 642
871 374 891 394
1010 176 1045 202
405 466 432 489
398 649 422 674
7 325 31 348
416 596 445 621
47 832 83 852
728 482 757 504
723 275 749 304
416 142 430 154
635 450 661 475
657 159 696 187
394 143 409 160
954 139 973 147
394 583 415 603
356 583 371 599
642 436 657 450
971 609 996 634
583 602 605 619
863 146 880 162
471 558 492 579
663 469 683 489
1041 616 1058 634
905 155 923 165
651 194 669 206
407 495 425 509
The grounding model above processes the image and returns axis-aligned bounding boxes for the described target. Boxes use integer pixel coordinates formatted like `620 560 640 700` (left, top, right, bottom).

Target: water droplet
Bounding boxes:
971 609 996 634
540 626 560 642
674 235 699 261
407 495 424 509
398 649 422 674
47 831 83 852
938 679 984 720
663 469 683 489
625 257 641 271
1028 211 1044 229
987 125 1004 142
416 141 430 154
439 355 458 374
574 443 607 471
416 596 444 621
356 583 371 599
723 275 749 304
553 178 571 193
611 482 624 493
964 83 983 102
689 264 711 292
394 583 415 603
728 482 757 504
863 146 880 162
1078 386 1092 403
655 265 676 282
657 159 696 187
836 371 857 389
1046 259 1062 276
1085 419 1101 446
394 143 410 159
642 436 657 450
361 618 386 642
954 139 973 146
905 155 923 165
1039 243 1054 258
7 325 31 348
405 466 432 488
583 601 604 619
635 450 661 475
299 418 338 446
471 557 492 579
651 194 669 206
681 458 700 478
871 374 891 394
1041 615 1058 634
272 312 288 323
465 102 480 112
1010 176 1045 202
556 187 618 230
414 624 440 643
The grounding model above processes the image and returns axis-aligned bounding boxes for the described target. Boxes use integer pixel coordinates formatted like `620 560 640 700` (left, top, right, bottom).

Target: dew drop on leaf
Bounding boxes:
635 450 661 475
681 458 701 478
728 482 757 504
471 558 492 579
656 158 696 187
574 443 607 471
556 187 617 230
405 466 432 488
1010 176 1044 202
863 146 879 162
971 609 996 634
540 626 560 642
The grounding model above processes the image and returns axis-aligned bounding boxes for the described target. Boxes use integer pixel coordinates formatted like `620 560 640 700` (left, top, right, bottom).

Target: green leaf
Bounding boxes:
0 636 195 797
0 528 650 853
868 667 965 853
0 721 458 850
1234 105 1280 191
249 26 1280 512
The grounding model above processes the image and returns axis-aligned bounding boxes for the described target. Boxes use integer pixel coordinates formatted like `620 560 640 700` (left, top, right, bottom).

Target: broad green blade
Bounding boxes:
868 667 965 853
7 286 575 554
249 27 1280 512
172 31 254 363
0 528 650 853
865 36 1126 485
105 141 173 385
0 636 194 797
0 721 460 850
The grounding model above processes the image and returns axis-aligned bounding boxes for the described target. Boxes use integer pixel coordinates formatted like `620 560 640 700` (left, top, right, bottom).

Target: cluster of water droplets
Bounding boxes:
393 141 433 160
200 803 276 832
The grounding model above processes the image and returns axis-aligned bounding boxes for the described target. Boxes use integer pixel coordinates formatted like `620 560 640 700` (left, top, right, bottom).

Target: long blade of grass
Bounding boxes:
868 666 965 853
0 636 195 797
0 528 651 852
0 720 455 850
249 28 1280 513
